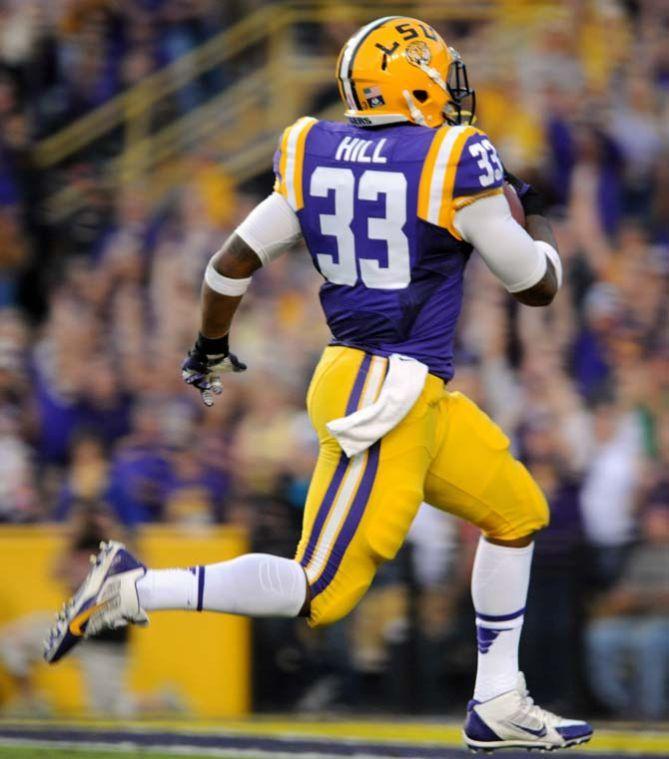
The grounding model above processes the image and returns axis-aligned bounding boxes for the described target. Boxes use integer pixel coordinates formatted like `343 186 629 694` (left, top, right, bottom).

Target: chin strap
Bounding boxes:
402 90 427 126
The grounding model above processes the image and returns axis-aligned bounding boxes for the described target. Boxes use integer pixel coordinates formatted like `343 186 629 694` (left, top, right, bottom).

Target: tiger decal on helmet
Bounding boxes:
336 16 476 128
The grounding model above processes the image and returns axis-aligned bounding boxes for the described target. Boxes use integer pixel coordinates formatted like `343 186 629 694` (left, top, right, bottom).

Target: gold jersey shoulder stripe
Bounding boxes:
417 124 477 226
438 126 477 234
417 126 450 220
275 116 318 211
418 125 497 238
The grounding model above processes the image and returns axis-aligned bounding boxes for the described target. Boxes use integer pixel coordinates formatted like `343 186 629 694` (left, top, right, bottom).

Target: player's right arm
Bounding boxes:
182 119 311 405
181 191 302 405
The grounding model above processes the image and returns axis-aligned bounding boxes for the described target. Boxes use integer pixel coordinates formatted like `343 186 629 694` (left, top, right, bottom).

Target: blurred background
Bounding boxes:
0 0 667 726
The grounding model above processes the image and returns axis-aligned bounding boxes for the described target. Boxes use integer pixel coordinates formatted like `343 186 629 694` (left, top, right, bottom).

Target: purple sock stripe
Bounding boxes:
475 606 525 623
298 353 372 569
196 566 205 611
311 439 381 598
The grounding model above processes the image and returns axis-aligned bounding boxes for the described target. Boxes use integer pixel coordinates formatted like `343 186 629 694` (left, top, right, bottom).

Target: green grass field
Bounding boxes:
0 750 225 759
1 719 667 759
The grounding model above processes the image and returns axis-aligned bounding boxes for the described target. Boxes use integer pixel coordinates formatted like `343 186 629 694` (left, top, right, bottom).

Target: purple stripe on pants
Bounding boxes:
311 439 381 598
345 353 371 415
299 353 371 570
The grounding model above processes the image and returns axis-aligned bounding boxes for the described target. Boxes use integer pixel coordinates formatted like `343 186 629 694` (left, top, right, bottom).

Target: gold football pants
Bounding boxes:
296 347 548 628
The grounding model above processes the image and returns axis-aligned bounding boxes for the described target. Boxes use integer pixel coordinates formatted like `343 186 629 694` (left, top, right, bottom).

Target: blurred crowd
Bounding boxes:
0 0 261 131
0 0 668 721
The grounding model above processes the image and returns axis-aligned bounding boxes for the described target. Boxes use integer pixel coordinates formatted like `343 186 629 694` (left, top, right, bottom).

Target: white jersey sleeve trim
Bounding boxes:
454 193 557 293
235 192 302 266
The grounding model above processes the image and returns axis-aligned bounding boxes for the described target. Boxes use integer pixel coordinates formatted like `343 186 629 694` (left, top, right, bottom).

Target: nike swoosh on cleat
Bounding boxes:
508 722 548 738
68 601 110 637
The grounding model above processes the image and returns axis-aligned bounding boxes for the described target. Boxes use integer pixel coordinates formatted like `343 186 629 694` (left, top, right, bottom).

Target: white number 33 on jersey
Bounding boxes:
469 139 503 188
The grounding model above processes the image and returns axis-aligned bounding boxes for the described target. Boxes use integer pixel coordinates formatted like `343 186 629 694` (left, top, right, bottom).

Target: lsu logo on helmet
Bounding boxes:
336 16 476 129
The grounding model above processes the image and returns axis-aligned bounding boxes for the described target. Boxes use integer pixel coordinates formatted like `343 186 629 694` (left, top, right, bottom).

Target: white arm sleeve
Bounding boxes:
235 192 302 266
454 193 560 293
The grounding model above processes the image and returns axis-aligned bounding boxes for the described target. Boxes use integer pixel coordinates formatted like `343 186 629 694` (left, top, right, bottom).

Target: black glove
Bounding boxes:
503 169 547 217
181 333 246 407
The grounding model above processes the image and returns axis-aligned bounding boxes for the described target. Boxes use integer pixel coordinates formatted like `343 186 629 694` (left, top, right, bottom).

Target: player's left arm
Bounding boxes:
182 192 302 405
455 191 561 308
421 127 561 307
447 131 561 308
514 223 558 306
502 169 560 306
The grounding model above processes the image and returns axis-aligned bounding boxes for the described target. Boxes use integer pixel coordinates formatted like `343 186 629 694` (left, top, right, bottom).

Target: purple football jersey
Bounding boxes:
279 120 503 381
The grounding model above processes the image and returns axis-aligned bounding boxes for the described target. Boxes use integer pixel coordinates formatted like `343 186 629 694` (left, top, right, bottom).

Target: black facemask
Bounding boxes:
445 56 476 125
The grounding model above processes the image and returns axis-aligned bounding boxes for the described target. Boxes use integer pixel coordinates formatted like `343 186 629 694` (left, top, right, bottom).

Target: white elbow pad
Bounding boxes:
235 192 302 266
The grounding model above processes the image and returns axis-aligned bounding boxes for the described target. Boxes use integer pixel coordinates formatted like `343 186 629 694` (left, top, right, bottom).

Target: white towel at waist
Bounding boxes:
326 353 428 458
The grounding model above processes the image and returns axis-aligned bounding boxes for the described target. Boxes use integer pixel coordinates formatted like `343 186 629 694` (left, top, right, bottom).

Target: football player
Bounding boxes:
45 17 592 751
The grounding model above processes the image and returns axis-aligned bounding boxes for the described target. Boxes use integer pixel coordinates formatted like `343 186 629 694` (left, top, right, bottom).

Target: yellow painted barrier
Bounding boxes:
0 526 250 718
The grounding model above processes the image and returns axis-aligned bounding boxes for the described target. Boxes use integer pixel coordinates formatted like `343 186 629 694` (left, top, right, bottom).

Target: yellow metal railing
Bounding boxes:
33 3 282 169
40 0 548 218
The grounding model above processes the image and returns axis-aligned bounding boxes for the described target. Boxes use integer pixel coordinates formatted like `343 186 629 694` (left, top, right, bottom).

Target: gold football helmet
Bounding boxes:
336 16 475 128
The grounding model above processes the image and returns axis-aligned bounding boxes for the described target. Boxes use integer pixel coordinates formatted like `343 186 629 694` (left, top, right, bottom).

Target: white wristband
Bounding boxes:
205 262 252 296
535 240 563 289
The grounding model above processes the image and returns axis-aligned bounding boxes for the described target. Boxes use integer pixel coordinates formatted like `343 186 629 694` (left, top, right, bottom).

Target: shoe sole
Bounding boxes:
464 733 593 752
44 541 125 664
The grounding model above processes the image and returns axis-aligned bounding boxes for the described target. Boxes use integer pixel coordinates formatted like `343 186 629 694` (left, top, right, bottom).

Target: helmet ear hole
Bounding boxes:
413 89 429 103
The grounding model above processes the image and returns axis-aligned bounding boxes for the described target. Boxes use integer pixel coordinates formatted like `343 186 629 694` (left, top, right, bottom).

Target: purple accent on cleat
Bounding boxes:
196 566 205 612
509 722 547 738
464 706 502 743
556 723 593 741
109 548 146 576
476 625 512 654
45 606 92 663
44 543 146 665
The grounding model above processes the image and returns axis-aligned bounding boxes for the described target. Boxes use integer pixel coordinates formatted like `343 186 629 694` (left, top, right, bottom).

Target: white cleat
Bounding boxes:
463 674 593 752
44 540 148 664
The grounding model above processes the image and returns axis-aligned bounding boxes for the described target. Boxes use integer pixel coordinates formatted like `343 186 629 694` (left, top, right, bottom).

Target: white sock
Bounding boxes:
136 568 200 610
471 537 534 702
136 554 307 617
